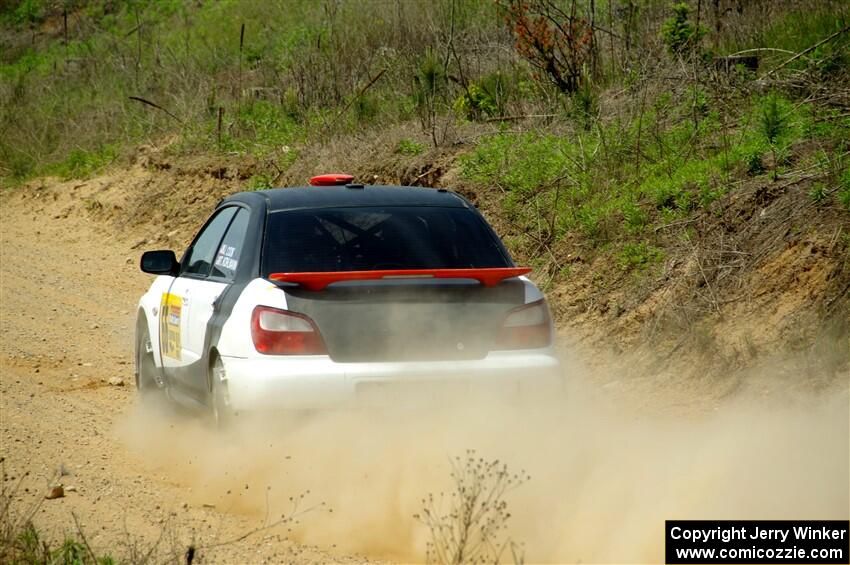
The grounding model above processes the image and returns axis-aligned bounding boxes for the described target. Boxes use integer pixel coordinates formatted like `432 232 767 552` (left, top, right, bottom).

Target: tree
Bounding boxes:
502 0 594 95
660 2 707 55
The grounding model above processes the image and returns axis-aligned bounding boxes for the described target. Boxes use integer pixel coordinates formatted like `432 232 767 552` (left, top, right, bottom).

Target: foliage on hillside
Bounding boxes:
1 0 848 278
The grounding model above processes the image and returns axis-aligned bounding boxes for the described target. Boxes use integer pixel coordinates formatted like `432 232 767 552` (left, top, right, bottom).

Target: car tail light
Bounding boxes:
495 299 552 350
251 306 327 355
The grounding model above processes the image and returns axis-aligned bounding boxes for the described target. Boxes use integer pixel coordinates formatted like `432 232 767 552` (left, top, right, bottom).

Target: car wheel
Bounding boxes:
136 324 160 397
210 355 234 429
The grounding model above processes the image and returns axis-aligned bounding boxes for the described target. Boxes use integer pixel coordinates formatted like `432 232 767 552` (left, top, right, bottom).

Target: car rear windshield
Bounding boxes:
263 206 511 274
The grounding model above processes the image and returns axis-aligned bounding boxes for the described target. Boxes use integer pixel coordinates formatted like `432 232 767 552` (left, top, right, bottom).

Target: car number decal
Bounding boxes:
159 293 182 360
214 243 238 272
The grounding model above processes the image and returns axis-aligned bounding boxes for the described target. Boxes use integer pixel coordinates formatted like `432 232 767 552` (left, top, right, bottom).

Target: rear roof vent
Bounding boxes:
309 173 354 186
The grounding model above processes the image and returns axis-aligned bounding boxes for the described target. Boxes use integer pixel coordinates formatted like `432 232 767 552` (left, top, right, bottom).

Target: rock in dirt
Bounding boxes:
45 484 64 499
108 377 125 386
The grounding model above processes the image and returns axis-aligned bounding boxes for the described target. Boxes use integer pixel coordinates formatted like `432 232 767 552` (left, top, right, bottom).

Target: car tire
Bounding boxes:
210 354 234 429
136 323 160 397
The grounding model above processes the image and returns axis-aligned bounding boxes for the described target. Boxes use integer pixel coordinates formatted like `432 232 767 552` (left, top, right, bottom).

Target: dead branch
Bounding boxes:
412 168 436 184
726 47 796 57
128 96 184 124
324 68 387 133
654 218 699 233
483 114 556 122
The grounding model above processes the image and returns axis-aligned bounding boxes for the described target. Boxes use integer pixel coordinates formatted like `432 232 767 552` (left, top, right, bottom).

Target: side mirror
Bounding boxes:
140 250 179 275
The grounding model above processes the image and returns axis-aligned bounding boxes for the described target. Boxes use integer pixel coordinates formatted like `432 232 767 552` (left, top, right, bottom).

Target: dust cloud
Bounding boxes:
117 349 849 563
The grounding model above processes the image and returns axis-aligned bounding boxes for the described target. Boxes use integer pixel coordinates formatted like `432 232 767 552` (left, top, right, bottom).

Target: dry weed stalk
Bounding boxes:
415 450 529 565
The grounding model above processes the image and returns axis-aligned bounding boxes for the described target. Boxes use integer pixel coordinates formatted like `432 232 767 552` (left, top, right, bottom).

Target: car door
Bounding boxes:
161 206 238 399
185 206 250 394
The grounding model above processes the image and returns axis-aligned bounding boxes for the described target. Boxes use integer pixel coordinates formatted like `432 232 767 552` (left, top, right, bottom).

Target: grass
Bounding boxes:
1 0 847 186
719 2 849 64
51 145 118 180
395 138 425 156
0 0 501 184
4 520 116 565
459 85 849 269
619 241 664 270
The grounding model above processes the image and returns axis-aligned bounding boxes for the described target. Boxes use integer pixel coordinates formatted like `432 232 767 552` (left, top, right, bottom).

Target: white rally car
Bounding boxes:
136 174 561 424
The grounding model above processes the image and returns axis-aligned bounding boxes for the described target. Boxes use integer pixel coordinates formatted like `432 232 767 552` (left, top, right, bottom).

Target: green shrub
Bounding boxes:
808 182 827 205
621 201 648 234
699 182 725 209
0 147 37 181
619 241 664 270
247 172 275 190
744 146 766 176
236 101 300 152
758 93 792 180
413 47 447 132
3 0 48 26
760 93 787 146
576 204 603 240
453 83 498 120
660 2 707 55
453 70 520 121
395 138 425 156
460 131 566 197
478 70 517 116
572 67 597 126
54 537 88 564
51 145 118 180
353 92 381 124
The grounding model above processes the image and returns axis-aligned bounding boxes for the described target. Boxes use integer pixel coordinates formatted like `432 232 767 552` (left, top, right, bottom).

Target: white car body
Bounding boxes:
138 276 561 413
135 180 562 418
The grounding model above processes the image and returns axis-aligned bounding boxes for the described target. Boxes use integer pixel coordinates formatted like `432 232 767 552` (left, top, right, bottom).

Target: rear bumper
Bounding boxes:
221 351 563 411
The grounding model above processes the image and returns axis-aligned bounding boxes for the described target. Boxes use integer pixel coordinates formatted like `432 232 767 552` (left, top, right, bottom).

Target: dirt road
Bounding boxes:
0 184 351 563
2 176 848 564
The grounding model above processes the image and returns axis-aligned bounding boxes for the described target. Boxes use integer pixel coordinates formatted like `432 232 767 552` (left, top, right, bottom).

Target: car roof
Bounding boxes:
222 185 470 212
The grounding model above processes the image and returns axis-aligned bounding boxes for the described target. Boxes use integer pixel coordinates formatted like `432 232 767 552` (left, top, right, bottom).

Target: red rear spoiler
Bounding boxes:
269 267 531 291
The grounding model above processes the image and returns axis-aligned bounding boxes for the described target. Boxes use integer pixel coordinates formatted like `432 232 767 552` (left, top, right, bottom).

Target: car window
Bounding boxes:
183 207 238 277
263 206 509 275
211 208 249 280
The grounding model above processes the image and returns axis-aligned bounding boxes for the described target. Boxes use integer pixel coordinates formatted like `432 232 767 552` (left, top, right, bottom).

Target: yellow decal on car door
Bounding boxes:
160 293 182 360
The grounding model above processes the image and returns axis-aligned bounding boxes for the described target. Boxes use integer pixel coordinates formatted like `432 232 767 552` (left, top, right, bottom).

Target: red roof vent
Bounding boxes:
309 173 354 186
